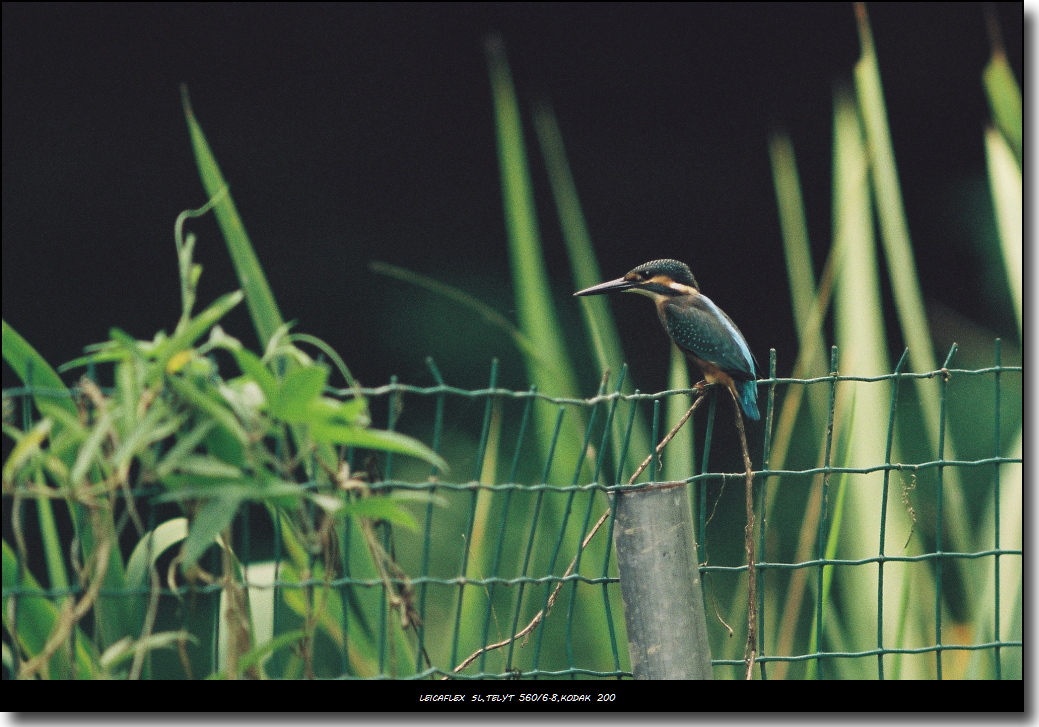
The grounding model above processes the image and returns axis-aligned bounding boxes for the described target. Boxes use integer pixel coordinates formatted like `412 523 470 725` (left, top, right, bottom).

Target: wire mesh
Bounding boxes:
1 343 1022 679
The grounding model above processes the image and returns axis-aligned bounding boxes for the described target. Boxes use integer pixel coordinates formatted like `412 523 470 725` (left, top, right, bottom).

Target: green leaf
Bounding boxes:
209 629 306 679
68 409 113 488
983 51 1022 166
2 323 132 648
58 349 126 373
125 518 190 590
296 396 368 432
155 290 244 378
99 631 197 674
204 423 247 470
157 479 306 506
2 320 77 424
270 364 329 421
180 495 240 571
167 454 245 480
156 476 253 497
182 86 285 348
154 420 217 479
984 126 1022 339
854 2 973 569
230 348 278 401
309 422 447 471
2 418 53 484
166 375 249 449
110 406 185 473
342 496 418 530
177 290 245 348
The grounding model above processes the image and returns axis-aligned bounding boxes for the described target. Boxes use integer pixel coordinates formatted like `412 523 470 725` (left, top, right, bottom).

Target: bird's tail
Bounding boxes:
736 379 760 421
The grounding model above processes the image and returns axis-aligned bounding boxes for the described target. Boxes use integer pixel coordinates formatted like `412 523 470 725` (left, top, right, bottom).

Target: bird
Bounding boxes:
574 259 760 420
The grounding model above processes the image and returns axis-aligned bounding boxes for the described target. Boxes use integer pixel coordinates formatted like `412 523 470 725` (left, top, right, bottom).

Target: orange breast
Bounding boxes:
686 353 738 393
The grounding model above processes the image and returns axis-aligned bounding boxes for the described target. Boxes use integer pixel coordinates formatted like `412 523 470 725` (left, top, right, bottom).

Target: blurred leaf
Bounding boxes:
342 496 419 531
2 321 131 647
853 5 934 374
982 49 1022 166
984 127 1022 339
1 320 77 424
125 517 189 591
167 375 249 448
270 364 329 421
309 423 447 471
212 629 306 679
2 417 52 484
68 409 113 488
100 631 197 673
168 454 245 480
854 2 973 565
180 494 240 571
203 423 248 470
230 347 279 400
534 103 653 481
156 479 302 504
664 345 695 481
154 420 217 479
486 36 588 486
769 134 819 347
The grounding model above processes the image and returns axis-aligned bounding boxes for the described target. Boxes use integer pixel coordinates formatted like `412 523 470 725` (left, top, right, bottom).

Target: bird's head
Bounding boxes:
573 259 700 300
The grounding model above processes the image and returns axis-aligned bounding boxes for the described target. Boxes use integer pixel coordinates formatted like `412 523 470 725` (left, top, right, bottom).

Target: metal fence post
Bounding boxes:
613 481 713 679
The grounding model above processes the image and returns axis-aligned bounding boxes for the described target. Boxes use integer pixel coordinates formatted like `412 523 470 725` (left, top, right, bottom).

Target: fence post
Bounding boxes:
613 482 713 679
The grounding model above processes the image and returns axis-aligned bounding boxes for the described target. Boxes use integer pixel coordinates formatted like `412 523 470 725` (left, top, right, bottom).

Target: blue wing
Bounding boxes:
658 293 758 381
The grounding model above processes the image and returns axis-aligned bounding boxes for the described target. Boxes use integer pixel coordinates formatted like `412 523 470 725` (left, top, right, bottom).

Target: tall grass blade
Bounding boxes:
484 38 585 477
181 86 285 348
2 320 77 423
766 132 832 489
765 136 841 678
768 135 818 345
818 91 919 677
981 17 1022 167
664 346 695 482
853 4 974 598
852 5 934 374
532 103 653 482
984 128 1022 340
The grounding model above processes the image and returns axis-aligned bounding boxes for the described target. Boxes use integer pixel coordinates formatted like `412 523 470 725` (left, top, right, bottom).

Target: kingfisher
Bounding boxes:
574 259 760 420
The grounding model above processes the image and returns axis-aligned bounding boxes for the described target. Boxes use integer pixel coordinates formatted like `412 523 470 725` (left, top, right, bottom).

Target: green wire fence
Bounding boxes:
1 343 1022 680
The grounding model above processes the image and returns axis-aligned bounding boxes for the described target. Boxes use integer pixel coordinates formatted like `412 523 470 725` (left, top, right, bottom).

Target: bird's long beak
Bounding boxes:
573 277 635 297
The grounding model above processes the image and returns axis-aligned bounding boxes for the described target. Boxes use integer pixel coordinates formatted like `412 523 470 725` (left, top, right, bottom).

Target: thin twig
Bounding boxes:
448 505 613 676
730 390 757 680
17 510 112 680
128 556 163 680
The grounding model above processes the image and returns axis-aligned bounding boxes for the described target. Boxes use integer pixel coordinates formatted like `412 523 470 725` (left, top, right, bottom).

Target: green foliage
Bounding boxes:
755 6 1022 680
2 116 444 678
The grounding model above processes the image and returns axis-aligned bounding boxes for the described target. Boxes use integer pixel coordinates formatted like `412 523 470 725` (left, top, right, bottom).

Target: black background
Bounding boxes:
2 3 1023 394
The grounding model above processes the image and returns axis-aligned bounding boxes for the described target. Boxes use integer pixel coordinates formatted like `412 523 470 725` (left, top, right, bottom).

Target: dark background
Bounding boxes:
2 2 1023 395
